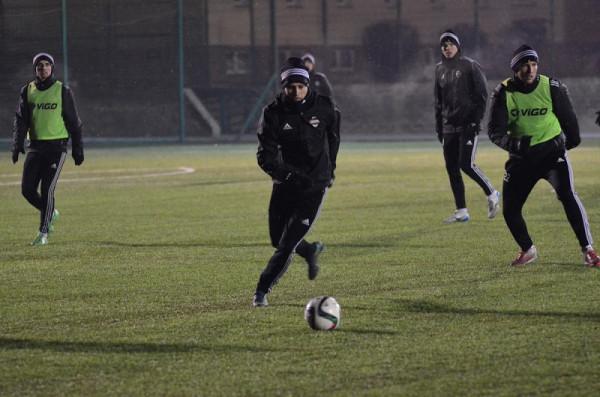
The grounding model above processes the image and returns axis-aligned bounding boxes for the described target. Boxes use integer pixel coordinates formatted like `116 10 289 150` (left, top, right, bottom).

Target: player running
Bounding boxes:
488 45 599 267
252 57 340 307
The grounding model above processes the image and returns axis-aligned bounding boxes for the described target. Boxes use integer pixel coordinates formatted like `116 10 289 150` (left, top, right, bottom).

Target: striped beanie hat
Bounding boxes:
32 52 55 75
302 53 316 65
33 52 54 67
439 30 460 47
510 45 538 71
280 57 310 86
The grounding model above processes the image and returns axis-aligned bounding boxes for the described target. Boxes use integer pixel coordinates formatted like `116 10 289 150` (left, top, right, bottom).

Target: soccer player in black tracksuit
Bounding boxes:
488 44 599 267
435 30 500 224
253 57 340 307
12 53 84 246
302 53 334 99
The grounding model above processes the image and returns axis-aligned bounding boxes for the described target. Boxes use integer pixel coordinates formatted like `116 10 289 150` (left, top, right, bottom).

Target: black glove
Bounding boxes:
556 134 567 150
466 122 481 136
595 111 600 127
507 136 531 156
284 171 312 189
436 132 443 144
328 171 335 188
505 137 519 153
519 136 532 154
72 147 84 166
11 146 25 164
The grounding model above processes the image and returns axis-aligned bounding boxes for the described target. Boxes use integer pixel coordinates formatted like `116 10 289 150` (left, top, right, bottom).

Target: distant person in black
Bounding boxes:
435 30 500 224
253 57 340 307
12 52 84 246
596 110 600 127
302 53 334 99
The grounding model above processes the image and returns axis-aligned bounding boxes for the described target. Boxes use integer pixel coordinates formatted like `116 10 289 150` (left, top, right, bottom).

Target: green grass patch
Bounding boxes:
1 142 600 396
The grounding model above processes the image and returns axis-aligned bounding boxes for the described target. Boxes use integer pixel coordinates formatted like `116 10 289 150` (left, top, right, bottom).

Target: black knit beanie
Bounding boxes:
439 30 461 48
280 57 310 86
510 44 538 71
32 52 55 75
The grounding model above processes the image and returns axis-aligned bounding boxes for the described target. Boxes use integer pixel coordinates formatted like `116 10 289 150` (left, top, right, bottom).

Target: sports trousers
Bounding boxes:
256 183 328 294
503 148 593 251
21 150 66 233
443 131 494 209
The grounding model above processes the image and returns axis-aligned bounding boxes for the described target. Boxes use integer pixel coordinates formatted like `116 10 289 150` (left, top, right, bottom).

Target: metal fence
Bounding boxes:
2 0 599 143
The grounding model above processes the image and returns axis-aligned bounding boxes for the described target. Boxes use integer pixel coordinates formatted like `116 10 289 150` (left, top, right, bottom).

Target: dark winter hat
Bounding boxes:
32 52 54 67
280 57 310 86
510 44 538 71
302 53 316 65
439 30 460 47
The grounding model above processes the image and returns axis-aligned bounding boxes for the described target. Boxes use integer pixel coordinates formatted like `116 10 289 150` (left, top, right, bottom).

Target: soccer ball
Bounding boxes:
304 296 341 330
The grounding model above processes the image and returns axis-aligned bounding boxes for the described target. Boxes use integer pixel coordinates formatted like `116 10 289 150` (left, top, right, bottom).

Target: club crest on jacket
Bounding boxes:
309 116 320 128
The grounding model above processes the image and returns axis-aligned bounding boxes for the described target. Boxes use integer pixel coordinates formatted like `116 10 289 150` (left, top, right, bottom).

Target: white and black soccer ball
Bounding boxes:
304 296 341 331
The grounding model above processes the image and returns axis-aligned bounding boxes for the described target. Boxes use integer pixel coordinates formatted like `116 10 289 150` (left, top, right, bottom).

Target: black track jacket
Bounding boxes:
309 72 334 99
488 75 580 154
435 55 488 135
257 90 340 190
13 77 83 154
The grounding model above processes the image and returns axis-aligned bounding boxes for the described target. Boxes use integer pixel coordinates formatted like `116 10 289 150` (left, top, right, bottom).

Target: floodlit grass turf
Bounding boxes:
1 141 600 396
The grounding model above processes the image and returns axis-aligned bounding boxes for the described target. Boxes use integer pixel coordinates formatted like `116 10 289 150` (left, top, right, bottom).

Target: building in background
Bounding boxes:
2 0 598 87
205 0 597 85
1 0 598 138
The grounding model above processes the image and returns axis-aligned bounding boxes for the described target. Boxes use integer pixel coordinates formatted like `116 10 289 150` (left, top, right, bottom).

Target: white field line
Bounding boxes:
0 167 183 178
0 167 195 186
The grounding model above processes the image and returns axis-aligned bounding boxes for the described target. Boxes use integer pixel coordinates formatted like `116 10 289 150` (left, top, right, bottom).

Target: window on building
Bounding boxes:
225 51 249 75
422 48 436 65
335 0 353 7
510 0 537 6
331 48 355 71
279 49 294 64
285 0 303 8
430 0 446 11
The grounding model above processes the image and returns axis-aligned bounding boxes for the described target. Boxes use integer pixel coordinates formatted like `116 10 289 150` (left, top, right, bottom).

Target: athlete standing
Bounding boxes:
435 30 500 223
12 53 84 245
302 53 334 99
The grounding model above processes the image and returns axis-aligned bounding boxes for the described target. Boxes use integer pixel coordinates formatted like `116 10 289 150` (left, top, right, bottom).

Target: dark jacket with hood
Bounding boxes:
434 52 488 137
309 71 334 99
257 89 340 191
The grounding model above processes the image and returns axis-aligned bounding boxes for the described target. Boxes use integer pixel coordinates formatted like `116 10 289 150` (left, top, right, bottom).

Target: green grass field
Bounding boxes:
1 141 600 396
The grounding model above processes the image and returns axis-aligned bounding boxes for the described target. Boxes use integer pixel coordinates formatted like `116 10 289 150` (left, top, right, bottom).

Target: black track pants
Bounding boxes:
443 132 494 209
256 183 327 294
21 151 66 233
502 150 593 251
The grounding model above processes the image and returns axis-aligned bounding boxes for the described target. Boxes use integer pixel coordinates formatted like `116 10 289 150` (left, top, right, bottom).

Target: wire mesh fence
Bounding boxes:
1 0 599 143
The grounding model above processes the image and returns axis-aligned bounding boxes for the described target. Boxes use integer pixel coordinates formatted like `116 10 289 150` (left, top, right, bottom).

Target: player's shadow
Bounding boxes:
338 328 398 336
0 337 280 354
180 179 265 187
327 242 396 248
277 302 398 335
395 298 600 321
97 241 271 248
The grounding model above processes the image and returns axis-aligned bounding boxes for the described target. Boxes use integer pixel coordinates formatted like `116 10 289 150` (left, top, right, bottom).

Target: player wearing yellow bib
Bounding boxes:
11 53 84 246
488 45 599 267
